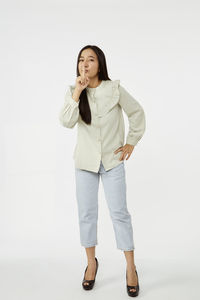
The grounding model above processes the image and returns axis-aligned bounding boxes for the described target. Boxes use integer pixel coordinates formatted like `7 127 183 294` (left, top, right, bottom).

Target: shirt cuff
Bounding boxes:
68 96 80 107
126 136 140 146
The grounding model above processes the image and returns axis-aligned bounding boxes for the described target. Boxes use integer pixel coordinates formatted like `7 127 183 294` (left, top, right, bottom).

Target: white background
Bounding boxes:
0 0 200 299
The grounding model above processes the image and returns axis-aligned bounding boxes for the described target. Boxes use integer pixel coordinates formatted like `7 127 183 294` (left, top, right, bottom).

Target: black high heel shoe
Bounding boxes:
126 268 140 297
82 257 99 290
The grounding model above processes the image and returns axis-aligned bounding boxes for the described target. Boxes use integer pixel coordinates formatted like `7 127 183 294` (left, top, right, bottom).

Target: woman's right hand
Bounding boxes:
75 68 90 92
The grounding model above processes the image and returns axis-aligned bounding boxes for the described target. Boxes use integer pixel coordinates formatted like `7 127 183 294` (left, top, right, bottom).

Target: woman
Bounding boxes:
59 45 146 297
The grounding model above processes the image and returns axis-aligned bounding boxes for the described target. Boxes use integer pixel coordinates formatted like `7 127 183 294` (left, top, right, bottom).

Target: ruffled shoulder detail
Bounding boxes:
97 79 121 117
112 79 120 89
111 79 120 99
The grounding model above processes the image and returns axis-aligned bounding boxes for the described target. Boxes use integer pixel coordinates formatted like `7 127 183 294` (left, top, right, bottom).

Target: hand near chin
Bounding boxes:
76 68 90 91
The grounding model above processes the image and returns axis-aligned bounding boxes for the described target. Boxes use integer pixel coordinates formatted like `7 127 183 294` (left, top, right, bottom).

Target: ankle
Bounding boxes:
127 264 136 271
87 258 96 265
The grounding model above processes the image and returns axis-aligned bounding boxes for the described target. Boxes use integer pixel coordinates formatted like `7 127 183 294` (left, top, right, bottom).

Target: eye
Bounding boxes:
79 59 94 62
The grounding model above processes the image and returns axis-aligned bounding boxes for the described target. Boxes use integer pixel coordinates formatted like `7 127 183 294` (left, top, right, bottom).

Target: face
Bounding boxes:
78 48 100 79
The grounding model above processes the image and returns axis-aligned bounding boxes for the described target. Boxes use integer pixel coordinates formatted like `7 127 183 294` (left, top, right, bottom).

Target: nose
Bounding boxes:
82 62 88 67
81 65 88 72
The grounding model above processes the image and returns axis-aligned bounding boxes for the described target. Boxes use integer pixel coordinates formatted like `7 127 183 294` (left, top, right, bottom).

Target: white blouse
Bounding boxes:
59 79 146 173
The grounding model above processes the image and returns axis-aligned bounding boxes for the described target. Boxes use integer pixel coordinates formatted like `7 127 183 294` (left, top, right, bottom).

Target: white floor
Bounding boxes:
0 255 199 300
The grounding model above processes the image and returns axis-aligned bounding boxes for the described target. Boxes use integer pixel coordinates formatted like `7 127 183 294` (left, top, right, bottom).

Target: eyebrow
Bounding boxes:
80 55 95 58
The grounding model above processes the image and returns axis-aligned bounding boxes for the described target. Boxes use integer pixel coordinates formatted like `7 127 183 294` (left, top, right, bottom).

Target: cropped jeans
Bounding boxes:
74 160 135 251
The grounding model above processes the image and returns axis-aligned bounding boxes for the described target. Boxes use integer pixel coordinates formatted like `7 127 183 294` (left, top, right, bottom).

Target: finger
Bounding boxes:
119 155 124 161
82 68 86 84
119 150 129 161
119 151 124 160
114 147 123 153
80 67 85 78
80 73 86 85
82 68 85 76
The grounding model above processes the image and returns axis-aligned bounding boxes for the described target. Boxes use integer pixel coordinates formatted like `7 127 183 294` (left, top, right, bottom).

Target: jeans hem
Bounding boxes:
81 242 98 248
117 247 135 251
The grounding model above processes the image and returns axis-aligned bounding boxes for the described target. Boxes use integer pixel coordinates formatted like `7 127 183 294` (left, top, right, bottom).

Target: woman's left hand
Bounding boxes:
114 144 135 161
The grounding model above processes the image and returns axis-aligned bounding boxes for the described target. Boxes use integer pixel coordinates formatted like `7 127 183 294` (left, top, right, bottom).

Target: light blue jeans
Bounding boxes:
74 160 135 251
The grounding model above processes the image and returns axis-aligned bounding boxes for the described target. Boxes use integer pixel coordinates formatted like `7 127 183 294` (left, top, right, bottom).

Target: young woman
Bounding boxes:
59 45 146 297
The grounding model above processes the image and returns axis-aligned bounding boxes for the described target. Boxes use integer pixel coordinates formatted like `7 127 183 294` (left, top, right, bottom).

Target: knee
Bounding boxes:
79 208 98 222
110 209 132 222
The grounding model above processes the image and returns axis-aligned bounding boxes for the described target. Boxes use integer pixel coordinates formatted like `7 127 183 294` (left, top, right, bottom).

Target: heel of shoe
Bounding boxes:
82 257 99 290
126 268 140 297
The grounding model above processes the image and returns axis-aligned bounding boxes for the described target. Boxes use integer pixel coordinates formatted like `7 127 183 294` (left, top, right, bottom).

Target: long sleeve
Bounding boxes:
59 86 80 129
118 85 146 146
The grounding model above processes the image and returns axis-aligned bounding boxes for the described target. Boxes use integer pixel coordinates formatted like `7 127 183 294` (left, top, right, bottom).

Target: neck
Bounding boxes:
88 78 102 88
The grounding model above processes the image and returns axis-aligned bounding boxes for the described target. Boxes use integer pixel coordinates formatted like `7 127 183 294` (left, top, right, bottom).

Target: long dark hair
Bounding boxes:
76 45 111 124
